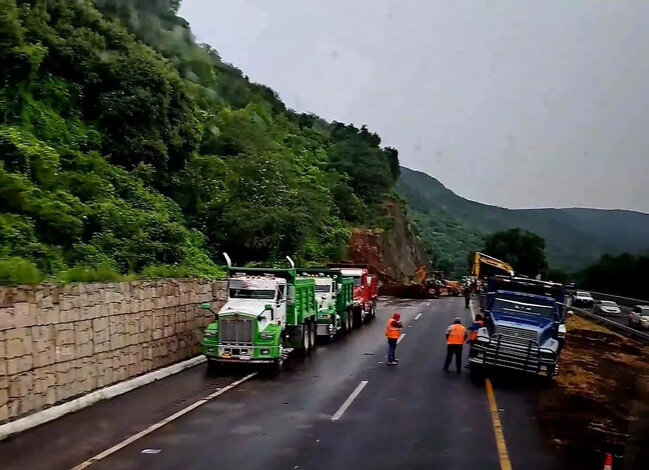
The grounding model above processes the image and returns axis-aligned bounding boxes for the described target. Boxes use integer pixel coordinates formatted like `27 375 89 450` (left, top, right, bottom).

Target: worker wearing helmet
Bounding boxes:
465 313 485 367
443 317 467 373
385 312 403 365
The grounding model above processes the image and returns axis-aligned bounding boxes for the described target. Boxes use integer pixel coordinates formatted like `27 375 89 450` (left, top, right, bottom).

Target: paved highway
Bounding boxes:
0 298 561 470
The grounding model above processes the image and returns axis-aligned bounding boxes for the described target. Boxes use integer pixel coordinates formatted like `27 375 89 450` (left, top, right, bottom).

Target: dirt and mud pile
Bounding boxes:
535 316 649 470
346 199 431 294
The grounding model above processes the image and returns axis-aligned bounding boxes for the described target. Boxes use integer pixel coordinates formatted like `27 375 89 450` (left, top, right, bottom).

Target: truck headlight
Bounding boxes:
320 314 331 319
476 336 490 344
558 324 566 338
204 331 217 338
540 350 556 362
259 331 274 340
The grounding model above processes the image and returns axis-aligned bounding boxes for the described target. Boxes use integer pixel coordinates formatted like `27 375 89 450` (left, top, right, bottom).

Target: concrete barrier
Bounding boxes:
0 279 227 425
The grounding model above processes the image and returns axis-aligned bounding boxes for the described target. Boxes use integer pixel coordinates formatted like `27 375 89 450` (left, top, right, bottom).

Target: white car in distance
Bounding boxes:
573 291 594 307
628 305 649 329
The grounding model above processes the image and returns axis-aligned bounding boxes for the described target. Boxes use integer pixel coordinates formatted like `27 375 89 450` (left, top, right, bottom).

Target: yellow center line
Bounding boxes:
485 378 513 470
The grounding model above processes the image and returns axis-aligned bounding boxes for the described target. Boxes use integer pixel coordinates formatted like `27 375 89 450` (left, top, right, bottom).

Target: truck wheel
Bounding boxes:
371 299 377 319
346 312 353 334
309 322 317 352
269 356 284 376
302 324 311 355
353 307 363 329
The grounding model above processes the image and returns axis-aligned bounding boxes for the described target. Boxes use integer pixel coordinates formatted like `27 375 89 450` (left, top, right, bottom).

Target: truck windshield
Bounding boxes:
352 277 362 287
315 285 331 293
492 297 556 319
229 289 275 300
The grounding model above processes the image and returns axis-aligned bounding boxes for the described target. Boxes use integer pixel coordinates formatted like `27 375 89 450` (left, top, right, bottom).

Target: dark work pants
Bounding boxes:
387 338 398 362
465 295 470 308
444 344 463 371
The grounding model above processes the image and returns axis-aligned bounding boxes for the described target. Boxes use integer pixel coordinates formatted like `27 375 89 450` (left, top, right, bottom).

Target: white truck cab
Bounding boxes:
218 276 288 342
314 277 336 308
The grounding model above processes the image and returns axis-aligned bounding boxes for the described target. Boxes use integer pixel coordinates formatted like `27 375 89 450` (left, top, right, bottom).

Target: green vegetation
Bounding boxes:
480 228 548 277
0 0 400 284
574 253 648 300
397 166 649 275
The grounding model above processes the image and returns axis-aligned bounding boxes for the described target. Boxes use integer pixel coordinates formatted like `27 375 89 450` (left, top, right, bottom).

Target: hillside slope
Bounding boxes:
397 166 649 272
0 0 404 283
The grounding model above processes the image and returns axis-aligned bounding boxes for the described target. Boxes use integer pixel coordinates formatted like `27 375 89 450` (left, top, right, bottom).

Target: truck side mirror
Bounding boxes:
264 304 274 320
200 302 217 320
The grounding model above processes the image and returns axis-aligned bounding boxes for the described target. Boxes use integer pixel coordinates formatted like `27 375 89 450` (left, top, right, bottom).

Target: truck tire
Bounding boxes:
353 306 363 329
303 324 311 355
371 298 377 319
346 311 353 334
269 357 284 376
309 322 317 352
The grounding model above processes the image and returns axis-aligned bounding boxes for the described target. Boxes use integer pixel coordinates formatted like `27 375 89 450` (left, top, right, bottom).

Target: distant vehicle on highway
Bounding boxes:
573 291 594 307
593 300 621 316
628 305 649 329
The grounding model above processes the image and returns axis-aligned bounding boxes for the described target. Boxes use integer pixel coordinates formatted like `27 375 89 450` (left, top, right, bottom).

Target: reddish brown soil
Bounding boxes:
534 318 649 470
346 199 431 291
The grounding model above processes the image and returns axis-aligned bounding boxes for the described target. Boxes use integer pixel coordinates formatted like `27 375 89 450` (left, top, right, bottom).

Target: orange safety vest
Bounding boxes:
447 323 467 345
469 320 484 341
385 318 401 339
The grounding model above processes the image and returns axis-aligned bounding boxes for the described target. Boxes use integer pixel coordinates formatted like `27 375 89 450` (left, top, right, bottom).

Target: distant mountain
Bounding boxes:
397 166 649 273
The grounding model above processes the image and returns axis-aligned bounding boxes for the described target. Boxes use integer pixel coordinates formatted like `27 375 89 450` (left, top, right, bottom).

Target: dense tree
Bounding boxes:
481 228 548 277
0 0 400 283
576 253 648 300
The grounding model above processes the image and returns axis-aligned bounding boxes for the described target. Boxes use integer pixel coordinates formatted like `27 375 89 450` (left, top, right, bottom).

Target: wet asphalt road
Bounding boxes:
1 297 561 470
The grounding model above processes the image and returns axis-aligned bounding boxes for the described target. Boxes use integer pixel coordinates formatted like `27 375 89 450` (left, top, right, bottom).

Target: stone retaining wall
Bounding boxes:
0 279 227 423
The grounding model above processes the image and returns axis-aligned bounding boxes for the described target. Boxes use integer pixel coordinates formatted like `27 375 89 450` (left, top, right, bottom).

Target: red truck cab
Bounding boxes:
327 263 378 327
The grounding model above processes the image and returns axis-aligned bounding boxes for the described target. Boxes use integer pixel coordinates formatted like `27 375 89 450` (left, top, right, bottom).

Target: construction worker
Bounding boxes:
468 313 484 343
385 312 403 365
465 313 484 366
464 282 471 308
443 317 467 373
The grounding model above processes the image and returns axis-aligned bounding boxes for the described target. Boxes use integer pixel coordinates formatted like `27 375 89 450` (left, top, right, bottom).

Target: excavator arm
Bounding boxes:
472 252 515 278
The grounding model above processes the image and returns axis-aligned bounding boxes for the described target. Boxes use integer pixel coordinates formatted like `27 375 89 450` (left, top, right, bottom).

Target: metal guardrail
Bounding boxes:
566 289 648 308
562 300 649 343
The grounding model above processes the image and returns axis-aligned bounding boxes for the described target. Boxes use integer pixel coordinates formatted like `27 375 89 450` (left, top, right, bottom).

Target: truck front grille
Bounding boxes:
219 317 254 344
495 325 538 344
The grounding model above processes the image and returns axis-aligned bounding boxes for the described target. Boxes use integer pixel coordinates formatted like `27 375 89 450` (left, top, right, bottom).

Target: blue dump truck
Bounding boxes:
469 276 567 382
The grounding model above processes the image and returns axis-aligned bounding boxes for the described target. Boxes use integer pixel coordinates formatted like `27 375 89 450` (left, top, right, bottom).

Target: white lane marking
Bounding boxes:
69 372 258 470
414 313 422 321
331 380 369 421
397 333 406 344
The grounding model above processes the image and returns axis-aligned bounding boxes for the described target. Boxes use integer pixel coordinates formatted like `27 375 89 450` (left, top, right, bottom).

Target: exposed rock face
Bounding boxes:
347 199 431 289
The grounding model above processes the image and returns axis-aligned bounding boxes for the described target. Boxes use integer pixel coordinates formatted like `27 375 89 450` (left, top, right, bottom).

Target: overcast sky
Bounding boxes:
179 0 648 213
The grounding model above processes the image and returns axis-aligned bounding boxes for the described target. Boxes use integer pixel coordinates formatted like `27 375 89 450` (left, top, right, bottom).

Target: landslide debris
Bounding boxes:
346 198 432 292
535 316 649 470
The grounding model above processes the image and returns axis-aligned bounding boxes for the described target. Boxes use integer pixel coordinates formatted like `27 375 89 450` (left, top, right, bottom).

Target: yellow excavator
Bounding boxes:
471 252 515 278
413 266 463 298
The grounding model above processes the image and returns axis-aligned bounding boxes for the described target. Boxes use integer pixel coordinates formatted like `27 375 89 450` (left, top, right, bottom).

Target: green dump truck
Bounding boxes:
201 253 317 373
297 268 355 342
